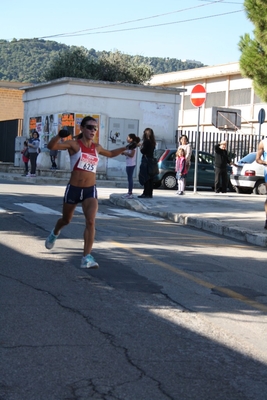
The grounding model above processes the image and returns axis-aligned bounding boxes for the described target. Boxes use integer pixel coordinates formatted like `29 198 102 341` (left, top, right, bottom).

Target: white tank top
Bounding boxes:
125 149 137 167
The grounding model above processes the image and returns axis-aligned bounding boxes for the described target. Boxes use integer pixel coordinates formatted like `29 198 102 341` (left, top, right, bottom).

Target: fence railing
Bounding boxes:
177 130 260 161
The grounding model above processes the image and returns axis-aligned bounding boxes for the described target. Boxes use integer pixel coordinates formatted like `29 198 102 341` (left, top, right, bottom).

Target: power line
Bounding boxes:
198 0 242 3
39 0 228 40
39 9 243 39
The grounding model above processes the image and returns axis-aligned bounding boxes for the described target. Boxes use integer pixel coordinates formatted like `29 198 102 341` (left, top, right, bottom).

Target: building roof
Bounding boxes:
0 80 32 89
20 76 187 94
148 62 240 86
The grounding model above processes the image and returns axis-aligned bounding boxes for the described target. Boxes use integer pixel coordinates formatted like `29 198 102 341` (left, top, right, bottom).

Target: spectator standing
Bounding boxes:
178 135 192 191
175 148 188 195
50 149 58 169
214 140 231 193
138 128 156 199
121 134 140 199
27 131 40 177
21 140 29 176
255 137 267 229
178 135 192 171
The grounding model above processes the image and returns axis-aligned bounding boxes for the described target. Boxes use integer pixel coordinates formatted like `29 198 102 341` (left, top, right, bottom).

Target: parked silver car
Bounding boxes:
230 152 266 195
153 149 232 190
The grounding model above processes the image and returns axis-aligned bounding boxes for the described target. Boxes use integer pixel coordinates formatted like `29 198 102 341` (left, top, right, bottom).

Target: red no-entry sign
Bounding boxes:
190 84 206 107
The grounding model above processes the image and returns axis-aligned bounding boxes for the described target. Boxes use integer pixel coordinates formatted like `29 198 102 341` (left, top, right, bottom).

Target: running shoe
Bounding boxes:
80 254 99 269
45 229 59 249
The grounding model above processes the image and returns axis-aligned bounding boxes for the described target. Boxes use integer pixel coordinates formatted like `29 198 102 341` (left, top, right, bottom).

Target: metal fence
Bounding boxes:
177 130 260 161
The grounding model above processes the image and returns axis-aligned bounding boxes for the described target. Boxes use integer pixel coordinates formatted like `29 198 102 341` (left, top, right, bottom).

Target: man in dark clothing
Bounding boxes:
214 140 231 193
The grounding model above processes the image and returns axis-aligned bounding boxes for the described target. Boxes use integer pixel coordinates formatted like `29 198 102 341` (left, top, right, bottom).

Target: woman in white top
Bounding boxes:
178 135 192 171
178 135 192 192
121 134 140 198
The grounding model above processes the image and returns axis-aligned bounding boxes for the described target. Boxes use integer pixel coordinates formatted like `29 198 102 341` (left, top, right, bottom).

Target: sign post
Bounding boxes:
190 84 206 194
258 108 265 143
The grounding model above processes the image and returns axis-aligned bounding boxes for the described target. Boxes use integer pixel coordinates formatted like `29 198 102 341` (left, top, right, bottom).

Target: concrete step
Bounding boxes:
0 163 142 188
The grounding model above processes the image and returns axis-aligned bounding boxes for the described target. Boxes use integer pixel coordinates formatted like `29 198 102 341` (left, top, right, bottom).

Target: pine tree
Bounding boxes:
239 0 267 101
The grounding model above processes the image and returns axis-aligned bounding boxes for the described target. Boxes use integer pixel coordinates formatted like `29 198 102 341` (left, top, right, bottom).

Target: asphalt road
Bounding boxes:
0 182 267 400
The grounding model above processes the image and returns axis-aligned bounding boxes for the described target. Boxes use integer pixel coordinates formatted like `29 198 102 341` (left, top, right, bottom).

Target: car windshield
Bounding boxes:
239 152 256 164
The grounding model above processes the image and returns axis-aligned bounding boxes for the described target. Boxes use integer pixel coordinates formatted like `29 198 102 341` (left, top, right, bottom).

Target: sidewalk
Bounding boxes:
109 190 267 248
1 170 267 248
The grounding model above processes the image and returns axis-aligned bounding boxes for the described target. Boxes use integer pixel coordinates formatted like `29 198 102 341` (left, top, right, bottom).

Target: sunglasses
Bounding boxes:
85 124 98 131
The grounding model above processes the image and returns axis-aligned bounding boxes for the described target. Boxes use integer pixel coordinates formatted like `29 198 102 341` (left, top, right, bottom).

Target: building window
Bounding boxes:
229 89 251 106
205 92 226 108
183 95 195 110
184 91 226 109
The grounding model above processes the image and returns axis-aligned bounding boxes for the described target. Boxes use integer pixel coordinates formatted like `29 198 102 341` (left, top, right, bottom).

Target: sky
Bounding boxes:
0 0 254 66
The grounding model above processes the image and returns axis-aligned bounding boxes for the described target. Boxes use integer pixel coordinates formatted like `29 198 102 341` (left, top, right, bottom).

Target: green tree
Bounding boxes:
239 0 267 101
96 50 153 84
44 47 98 81
44 48 153 84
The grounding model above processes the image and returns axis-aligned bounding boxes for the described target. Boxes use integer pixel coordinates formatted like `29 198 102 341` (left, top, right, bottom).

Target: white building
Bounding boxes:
149 62 267 139
21 77 185 178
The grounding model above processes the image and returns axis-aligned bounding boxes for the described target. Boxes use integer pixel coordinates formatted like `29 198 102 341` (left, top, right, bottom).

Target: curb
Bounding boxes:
109 194 267 248
0 172 141 188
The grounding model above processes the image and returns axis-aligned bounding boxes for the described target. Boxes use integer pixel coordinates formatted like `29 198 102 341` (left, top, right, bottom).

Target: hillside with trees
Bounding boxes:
0 38 205 84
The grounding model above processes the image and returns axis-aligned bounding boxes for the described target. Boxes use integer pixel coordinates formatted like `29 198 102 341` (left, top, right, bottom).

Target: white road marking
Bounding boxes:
96 212 119 219
12 203 162 220
108 208 163 220
75 207 118 218
14 203 61 215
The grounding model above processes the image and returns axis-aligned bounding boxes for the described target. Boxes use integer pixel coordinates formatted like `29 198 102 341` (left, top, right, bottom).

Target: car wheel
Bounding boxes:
253 180 266 195
162 173 177 190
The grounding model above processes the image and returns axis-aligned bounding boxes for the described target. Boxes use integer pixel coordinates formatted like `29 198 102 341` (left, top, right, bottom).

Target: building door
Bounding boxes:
0 119 23 162
107 118 139 179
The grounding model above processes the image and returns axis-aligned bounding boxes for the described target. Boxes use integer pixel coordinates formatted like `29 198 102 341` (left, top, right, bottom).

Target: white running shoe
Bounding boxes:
81 254 99 269
45 230 59 249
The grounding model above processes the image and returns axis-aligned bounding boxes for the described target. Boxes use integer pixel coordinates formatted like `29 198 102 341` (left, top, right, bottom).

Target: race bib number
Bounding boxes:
77 152 98 173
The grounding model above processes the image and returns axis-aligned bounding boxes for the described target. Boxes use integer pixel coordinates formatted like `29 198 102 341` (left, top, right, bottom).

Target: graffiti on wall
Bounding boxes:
28 113 100 149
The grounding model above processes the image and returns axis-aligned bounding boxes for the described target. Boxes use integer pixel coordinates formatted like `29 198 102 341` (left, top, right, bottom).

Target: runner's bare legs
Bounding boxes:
82 197 98 256
53 203 77 235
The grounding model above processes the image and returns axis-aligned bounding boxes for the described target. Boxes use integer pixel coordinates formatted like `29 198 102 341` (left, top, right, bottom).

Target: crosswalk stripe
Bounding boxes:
76 206 118 219
11 203 162 220
14 203 61 215
108 208 163 221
